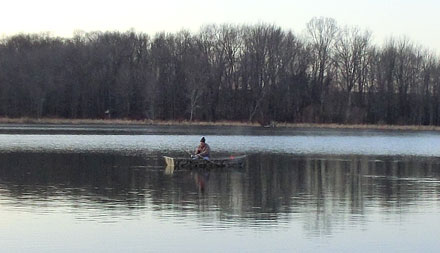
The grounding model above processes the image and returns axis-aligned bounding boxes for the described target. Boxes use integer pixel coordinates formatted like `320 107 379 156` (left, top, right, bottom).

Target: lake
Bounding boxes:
0 124 439 252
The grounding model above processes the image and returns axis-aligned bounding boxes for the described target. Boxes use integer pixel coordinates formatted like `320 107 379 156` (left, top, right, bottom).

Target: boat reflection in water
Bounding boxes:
164 165 175 175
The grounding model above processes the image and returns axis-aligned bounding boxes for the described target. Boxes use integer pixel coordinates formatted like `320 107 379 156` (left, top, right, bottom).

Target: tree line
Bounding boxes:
1 17 439 125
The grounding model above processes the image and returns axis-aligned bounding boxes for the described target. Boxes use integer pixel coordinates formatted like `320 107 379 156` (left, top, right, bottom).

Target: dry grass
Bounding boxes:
0 117 439 131
0 117 261 127
0 117 147 125
274 122 440 131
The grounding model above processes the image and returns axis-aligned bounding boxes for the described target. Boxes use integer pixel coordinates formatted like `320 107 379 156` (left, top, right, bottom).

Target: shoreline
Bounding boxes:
0 117 439 132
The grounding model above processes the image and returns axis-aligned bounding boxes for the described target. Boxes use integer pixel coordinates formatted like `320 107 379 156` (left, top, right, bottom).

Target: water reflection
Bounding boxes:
0 152 439 231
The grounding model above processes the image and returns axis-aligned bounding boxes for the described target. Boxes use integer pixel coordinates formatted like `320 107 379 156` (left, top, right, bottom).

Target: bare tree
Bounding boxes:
333 26 371 122
0 21 440 126
306 17 339 120
241 24 284 124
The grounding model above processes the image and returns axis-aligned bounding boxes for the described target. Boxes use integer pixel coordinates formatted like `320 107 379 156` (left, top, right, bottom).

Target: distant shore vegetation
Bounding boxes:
1 17 439 126
1 117 440 132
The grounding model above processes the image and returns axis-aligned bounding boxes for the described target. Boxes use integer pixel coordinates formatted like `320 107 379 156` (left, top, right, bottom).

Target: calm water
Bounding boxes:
0 126 440 252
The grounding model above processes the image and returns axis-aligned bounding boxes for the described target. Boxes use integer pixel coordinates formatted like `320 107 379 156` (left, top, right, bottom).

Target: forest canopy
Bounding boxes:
1 17 439 125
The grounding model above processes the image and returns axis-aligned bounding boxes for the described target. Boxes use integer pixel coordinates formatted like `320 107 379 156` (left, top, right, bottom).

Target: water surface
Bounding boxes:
0 130 439 157
0 126 439 252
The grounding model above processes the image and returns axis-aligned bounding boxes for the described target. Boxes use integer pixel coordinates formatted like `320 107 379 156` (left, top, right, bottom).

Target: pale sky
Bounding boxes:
1 0 439 52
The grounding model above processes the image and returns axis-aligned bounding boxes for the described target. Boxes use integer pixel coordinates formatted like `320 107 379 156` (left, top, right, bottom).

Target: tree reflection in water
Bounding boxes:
0 152 439 234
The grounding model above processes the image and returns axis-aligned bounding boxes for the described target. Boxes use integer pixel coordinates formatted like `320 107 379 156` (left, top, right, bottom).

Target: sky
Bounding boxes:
1 0 439 52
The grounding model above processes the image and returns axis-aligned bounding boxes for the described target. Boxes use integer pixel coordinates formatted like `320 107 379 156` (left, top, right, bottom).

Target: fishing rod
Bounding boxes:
183 149 193 158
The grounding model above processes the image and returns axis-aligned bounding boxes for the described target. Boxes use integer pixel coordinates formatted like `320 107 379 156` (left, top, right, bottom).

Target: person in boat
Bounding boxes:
193 137 210 160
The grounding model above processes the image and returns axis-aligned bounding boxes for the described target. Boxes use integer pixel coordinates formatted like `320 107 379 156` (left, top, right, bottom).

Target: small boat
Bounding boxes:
163 155 247 169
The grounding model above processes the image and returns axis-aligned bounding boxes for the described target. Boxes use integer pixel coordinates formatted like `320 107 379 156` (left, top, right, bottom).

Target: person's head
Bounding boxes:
200 137 206 145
